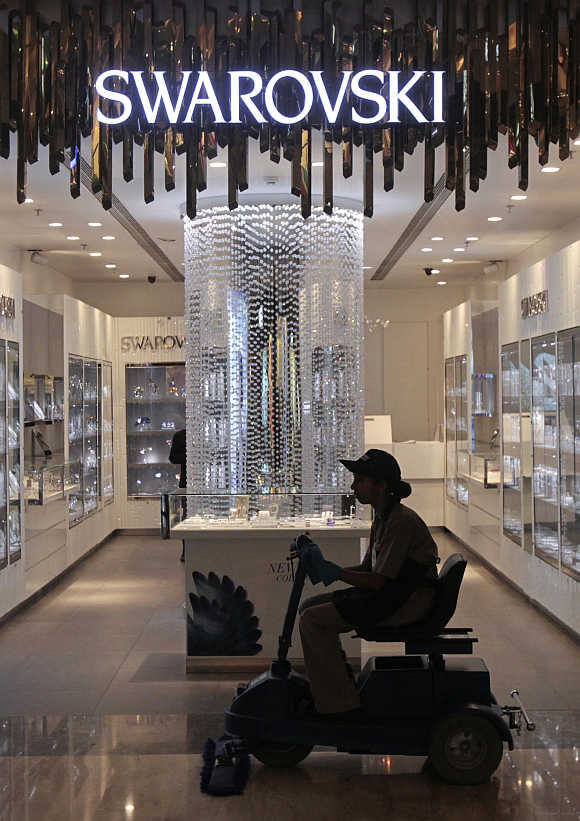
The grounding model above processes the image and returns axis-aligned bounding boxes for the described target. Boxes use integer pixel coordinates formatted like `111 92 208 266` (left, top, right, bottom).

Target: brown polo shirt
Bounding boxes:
361 501 439 581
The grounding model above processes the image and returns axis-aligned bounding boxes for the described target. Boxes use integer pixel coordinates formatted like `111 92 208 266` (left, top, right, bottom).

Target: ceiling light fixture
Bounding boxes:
119 274 130 279
466 236 479 241
453 247 465 252
421 247 432 252
442 258 454 263
437 280 447 285
105 263 117 269
89 251 102 257
87 221 102 227
312 161 324 167
362 265 373 269
24 197 34 204
29 250 48 265
48 222 62 227
209 161 226 168
488 216 502 222
431 236 444 241
541 166 559 173
575 139 580 146
431 269 441 274
102 235 115 240
66 235 80 241
511 194 527 200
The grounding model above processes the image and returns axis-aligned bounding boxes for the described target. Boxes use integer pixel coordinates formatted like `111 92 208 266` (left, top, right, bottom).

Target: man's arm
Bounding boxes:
338 568 386 591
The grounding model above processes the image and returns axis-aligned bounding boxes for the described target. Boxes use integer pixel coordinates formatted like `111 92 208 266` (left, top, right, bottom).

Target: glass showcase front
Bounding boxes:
445 355 469 508
101 362 114 505
125 363 185 497
0 340 22 567
557 328 579 579
68 355 100 527
502 342 522 543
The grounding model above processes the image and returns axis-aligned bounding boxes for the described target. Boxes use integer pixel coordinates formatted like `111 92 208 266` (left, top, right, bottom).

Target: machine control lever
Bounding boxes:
502 688 535 733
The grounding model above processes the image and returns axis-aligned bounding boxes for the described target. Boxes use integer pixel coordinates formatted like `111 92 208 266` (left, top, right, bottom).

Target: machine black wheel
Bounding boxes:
428 712 504 785
250 741 313 767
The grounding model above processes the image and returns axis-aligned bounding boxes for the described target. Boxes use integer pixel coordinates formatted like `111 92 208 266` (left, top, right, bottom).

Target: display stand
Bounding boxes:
171 521 370 673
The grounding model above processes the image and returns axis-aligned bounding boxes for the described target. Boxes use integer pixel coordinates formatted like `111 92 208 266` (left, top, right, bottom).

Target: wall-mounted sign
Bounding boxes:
96 69 445 127
521 290 549 319
0 295 15 320
120 335 185 352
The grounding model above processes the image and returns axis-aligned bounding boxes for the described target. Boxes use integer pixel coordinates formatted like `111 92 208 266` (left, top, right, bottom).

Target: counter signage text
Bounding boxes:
120 335 185 352
96 69 445 127
521 290 548 319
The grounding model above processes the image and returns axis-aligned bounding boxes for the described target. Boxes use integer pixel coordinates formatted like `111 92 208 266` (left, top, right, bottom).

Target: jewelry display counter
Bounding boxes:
162 492 370 672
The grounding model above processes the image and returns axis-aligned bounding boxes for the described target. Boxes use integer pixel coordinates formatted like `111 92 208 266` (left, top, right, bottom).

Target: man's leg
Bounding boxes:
299 602 360 714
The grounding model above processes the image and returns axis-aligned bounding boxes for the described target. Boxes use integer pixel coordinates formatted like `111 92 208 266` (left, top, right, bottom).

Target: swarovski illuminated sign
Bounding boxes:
95 69 445 127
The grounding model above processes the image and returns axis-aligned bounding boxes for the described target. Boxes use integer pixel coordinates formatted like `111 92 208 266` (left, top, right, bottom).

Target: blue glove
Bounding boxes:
316 558 341 587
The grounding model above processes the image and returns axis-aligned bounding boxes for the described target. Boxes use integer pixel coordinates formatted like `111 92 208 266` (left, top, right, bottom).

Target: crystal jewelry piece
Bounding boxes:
135 416 151 426
161 420 175 429
133 386 144 398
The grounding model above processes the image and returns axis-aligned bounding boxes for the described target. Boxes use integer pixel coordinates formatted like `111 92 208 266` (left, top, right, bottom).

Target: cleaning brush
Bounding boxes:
200 735 251 796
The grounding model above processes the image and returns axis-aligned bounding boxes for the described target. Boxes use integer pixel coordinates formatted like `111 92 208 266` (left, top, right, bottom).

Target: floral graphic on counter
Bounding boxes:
187 572 262 656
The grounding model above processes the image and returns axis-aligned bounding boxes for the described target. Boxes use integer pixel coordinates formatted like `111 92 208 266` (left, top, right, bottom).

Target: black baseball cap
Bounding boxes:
340 449 412 499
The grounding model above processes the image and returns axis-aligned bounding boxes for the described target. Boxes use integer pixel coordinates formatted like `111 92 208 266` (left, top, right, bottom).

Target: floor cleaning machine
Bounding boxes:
203 542 534 792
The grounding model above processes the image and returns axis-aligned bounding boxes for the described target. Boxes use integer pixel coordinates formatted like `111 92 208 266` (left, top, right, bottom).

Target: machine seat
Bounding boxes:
356 553 467 642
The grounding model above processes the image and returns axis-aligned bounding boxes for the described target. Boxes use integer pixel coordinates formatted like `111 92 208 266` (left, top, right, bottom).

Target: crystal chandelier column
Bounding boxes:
184 203 364 495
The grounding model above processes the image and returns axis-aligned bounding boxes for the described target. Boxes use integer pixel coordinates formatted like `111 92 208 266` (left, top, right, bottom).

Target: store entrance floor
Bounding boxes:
0 531 577 819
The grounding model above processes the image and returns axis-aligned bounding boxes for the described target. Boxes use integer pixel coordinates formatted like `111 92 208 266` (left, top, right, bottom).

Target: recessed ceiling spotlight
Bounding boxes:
575 139 580 146
466 236 479 241
66 235 80 241
421 247 433 252
541 166 559 173
105 263 117 269
431 269 441 274
102 235 115 240
442 258 454 263
89 251 102 257
437 280 447 285
24 197 34 204
312 161 324 167
119 274 130 279
48 222 63 227
362 266 373 269
488 216 502 222
209 161 226 168
511 194 527 201
431 236 444 241
87 221 102 227
453 247 465 252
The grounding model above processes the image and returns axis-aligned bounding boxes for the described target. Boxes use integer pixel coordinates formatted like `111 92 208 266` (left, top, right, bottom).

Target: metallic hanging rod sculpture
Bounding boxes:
2 1 579 219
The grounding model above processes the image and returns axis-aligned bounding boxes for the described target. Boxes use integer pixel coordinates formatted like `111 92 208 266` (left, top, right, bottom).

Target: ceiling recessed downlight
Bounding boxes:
421 247 433 252
105 263 117 269
431 269 441 274
119 274 130 279
466 236 479 241
488 216 502 222
511 194 527 200
453 247 465 252
575 139 580 146
87 221 102 227
437 281 447 285
209 161 226 168
24 198 34 204
102 235 116 240
541 166 560 173
362 266 373 270
431 236 444 241
442 258 454 263
312 161 324 167
89 251 102 257
66 235 80 241
48 222 63 227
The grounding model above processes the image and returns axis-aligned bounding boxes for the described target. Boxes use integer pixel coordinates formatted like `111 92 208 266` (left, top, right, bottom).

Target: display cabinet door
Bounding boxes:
456 355 469 508
126 363 186 497
0 340 6 568
557 327 579 580
501 342 522 544
7 342 21 563
101 361 114 504
520 339 533 554
83 359 99 517
445 358 457 502
531 334 559 568
68 355 84 526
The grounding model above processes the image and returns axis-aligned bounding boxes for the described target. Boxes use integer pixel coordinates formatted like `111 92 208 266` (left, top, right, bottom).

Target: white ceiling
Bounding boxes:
1 128 579 290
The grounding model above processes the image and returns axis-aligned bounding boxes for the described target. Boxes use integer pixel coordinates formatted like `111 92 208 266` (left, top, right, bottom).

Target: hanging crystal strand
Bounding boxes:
518 1 529 191
0 21 10 159
454 18 466 212
100 30 113 210
300 126 311 218
363 130 373 217
393 26 405 173
445 1 457 191
507 0 520 169
228 133 238 210
341 35 353 177
469 28 484 193
423 12 436 201
498 0 508 135
23 12 38 166
555 6 570 161
538 7 551 164
69 16 81 199
185 127 198 219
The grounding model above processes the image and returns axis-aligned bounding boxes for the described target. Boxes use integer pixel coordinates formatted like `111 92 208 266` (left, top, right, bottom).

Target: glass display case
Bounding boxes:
557 327 579 579
7 342 20 562
68 355 100 527
24 462 65 505
125 363 185 497
472 372 495 418
445 355 469 508
24 375 64 424
101 362 114 505
502 342 522 543
471 454 501 488
531 334 559 568
161 491 361 537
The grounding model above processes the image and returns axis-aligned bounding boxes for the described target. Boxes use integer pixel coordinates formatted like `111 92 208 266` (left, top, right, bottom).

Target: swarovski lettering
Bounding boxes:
120 335 185 352
96 69 445 127
0 295 15 320
521 290 548 319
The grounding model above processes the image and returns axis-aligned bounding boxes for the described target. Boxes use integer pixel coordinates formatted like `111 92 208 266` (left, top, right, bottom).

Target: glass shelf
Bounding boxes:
68 356 101 527
126 364 185 498
532 334 558 569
